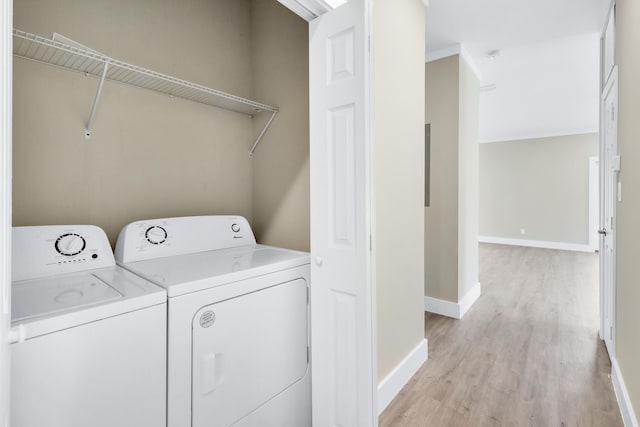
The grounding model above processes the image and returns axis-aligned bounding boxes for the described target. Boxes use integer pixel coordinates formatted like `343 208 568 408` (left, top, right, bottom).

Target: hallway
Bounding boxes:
380 244 623 426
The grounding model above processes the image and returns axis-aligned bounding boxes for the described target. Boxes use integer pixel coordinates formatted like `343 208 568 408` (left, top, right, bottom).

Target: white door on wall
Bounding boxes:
600 66 618 357
309 0 376 425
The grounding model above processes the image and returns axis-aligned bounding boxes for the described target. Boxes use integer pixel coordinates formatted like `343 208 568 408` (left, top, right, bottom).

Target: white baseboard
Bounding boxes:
424 295 459 318
459 282 482 318
377 339 428 415
612 358 639 427
479 236 594 253
424 282 481 319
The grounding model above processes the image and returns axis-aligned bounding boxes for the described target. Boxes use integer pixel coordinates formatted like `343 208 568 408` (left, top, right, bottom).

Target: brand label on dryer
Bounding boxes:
199 311 216 328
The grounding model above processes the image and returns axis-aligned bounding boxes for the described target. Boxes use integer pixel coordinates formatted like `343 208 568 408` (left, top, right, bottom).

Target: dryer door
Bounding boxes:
191 278 308 427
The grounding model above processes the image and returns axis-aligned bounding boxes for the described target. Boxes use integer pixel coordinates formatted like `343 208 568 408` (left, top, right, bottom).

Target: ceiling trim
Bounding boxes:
459 45 482 82
277 0 332 21
281 0 429 22
425 44 461 62
426 44 482 82
479 126 600 144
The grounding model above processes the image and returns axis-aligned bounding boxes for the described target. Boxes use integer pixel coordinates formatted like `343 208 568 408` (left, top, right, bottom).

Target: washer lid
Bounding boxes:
12 273 122 322
120 245 310 297
11 266 167 340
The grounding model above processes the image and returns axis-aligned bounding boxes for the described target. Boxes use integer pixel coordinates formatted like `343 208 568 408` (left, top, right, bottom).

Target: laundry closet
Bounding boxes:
12 0 310 252
11 0 311 425
8 0 429 424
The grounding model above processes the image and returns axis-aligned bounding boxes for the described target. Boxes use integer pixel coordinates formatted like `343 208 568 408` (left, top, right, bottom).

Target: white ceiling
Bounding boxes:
478 33 600 142
426 0 610 61
426 0 610 142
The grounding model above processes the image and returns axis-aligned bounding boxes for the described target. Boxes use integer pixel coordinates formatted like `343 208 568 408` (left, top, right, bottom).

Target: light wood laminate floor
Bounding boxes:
379 244 623 427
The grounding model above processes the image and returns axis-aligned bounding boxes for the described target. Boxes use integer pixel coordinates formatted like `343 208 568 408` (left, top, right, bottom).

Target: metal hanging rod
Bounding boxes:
12 29 279 155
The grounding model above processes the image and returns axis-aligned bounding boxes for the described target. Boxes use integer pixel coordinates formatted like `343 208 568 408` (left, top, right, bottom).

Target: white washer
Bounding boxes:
10 225 167 427
115 215 311 427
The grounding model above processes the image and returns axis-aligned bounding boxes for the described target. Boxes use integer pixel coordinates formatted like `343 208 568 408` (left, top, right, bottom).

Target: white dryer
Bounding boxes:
10 225 167 427
115 215 311 427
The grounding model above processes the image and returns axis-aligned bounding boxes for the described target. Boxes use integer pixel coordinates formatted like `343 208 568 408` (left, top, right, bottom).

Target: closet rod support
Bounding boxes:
249 110 279 157
85 60 109 139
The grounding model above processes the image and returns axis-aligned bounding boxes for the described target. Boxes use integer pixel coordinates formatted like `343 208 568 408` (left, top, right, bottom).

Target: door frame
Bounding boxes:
600 66 618 357
598 0 616 347
0 0 13 424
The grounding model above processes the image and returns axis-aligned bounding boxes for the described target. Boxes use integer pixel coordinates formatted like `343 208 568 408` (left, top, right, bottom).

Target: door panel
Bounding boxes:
309 0 376 425
191 279 308 427
589 157 599 252
600 66 618 357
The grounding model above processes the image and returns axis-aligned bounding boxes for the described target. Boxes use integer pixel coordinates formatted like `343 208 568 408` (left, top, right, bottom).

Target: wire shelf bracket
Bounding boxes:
84 61 109 139
249 110 278 157
12 29 279 156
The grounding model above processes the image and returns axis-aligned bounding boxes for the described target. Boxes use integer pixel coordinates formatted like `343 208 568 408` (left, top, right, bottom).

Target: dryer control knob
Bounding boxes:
145 226 167 245
315 256 323 266
231 223 240 233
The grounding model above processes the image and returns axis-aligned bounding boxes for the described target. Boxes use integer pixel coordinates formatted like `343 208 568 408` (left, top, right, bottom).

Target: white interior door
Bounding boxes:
309 0 376 425
0 2 13 425
600 66 618 357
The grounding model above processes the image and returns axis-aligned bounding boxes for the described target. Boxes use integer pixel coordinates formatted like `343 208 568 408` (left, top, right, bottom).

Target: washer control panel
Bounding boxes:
115 215 256 263
13 225 116 282
55 233 86 256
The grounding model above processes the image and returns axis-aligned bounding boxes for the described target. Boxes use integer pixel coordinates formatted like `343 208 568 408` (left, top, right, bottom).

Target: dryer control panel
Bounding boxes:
12 225 116 282
115 215 257 263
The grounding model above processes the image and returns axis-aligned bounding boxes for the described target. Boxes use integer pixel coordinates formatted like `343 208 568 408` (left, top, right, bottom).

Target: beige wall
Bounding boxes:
479 133 598 244
374 0 426 380
424 54 479 303
425 56 460 303
251 0 310 252
615 0 640 418
458 57 479 298
13 0 255 245
13 0 310 251
13 0 431 399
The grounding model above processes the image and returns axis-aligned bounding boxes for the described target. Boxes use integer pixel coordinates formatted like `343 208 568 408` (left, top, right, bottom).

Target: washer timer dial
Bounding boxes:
145 226 167 245
55 233 86 256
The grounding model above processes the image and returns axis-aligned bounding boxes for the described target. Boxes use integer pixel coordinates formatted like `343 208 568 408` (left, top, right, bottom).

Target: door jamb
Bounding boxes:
1 0 13 424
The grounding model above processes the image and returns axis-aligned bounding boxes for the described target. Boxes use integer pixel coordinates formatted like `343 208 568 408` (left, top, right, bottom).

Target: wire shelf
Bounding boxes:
13 29 278 155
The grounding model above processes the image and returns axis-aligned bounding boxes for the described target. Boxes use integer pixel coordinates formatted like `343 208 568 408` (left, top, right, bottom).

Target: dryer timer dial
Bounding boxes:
145 226 167 245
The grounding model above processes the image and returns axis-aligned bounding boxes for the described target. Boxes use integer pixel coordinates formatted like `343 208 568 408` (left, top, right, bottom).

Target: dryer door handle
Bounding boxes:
200 353 224 395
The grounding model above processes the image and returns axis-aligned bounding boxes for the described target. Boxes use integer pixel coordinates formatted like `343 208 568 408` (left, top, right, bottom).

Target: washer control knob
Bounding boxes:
231 223 240 233
145 226 167 245
55 233 86 256
315 257 323 266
